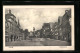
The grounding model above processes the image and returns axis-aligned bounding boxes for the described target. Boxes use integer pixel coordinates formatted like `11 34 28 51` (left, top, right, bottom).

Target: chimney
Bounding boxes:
9 9 11 14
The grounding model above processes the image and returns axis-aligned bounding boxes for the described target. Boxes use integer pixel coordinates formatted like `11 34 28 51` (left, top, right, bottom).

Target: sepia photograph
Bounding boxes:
3 5 74 51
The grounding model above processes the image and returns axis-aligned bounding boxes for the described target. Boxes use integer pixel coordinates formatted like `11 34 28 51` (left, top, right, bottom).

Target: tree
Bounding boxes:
24 29 29 40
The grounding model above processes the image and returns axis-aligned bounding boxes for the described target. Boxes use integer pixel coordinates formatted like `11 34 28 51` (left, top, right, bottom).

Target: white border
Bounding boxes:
3 5 74 51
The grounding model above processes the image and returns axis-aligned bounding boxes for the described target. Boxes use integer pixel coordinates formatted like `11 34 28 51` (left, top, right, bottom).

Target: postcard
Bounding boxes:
3 5 74 51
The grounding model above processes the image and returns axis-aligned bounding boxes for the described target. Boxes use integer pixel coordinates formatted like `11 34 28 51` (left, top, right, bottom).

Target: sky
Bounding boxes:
5 8 70 32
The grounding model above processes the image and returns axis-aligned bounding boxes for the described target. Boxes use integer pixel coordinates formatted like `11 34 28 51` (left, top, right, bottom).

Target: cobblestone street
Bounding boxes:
6 38 70 46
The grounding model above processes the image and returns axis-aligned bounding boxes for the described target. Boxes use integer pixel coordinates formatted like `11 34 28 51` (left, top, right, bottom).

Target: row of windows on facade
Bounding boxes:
5 10 21 36
5 21 20 32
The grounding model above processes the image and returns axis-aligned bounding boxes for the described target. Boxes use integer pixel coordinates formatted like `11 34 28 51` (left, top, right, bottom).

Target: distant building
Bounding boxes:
42 23 50 30
49 22 54 29
29 31 33 38
42 23 51 38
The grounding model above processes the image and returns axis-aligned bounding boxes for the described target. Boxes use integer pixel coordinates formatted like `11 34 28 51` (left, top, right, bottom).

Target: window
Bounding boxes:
44 30 45 32
55 29 57 31
55 33 58 35
51 29 53 31
60 28 61 30
7 22 10 31
10 16 14 19
52 33 54 35
55 26 57 28
60 33 62 35
5 22 8 27
8 19 12 22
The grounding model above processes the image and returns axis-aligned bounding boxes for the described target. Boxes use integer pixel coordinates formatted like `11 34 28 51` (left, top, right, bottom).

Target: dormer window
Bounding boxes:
8 19 12 22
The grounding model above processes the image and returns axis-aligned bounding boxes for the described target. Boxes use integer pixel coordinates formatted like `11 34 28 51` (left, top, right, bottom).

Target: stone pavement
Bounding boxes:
5 38 70 46
40 39 70 46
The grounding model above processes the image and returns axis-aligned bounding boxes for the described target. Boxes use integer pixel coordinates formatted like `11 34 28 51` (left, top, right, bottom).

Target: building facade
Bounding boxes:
41 23 51 38
58 9 71 42
5 9 23 42
51 22 59 39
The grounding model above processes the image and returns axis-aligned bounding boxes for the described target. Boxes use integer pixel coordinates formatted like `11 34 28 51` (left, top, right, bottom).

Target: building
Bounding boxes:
58 16 63 40
58 9 71 42
29 31 33 36
51 22 59 39
42 23 51 38
49 22 55 39
5 9 23 42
